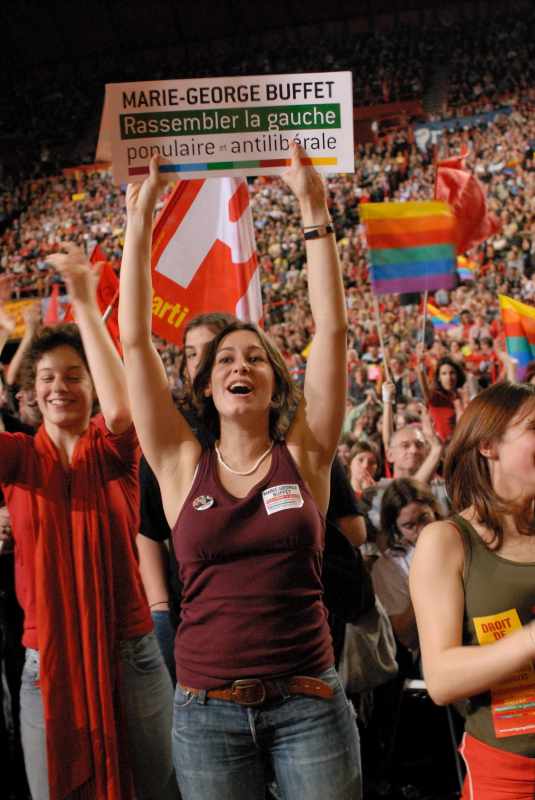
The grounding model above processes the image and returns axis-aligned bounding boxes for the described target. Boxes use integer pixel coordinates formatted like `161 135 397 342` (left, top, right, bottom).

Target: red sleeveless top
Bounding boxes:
172 442 333 688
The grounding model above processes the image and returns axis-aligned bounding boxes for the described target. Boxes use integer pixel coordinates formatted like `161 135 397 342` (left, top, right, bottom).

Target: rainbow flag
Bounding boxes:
360 201 457 296
499 294 535 379
427 302 460 330
457 255 475 281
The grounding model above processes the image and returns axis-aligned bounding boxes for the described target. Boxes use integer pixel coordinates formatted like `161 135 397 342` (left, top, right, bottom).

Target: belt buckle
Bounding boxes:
231 678 266 706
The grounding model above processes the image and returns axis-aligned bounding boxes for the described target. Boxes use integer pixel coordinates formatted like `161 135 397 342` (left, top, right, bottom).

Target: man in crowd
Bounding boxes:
362 410 449 533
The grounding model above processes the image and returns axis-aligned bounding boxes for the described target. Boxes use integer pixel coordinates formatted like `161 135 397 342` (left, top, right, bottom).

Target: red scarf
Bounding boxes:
34 423 134 800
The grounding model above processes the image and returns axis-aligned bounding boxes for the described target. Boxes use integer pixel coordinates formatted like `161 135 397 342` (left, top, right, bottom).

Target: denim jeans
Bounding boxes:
20 631 180 800
172 665 362 800
0 583 29 799
151 609 178 685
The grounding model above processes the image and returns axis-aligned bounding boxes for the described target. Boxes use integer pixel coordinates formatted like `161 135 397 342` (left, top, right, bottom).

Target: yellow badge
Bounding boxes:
473 609 535 738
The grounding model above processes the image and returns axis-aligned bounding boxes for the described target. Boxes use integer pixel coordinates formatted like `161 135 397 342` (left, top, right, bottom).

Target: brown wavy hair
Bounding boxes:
21 323 90 390
20 322 100 416
177 312 236 415
444 380 535 548
380 477 442 552
432 355 466 393
192 321 302 440
349 439 382 478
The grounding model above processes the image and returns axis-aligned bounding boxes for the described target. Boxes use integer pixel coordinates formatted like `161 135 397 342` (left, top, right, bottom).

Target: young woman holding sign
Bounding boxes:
410 381 535 798
119 146 362 800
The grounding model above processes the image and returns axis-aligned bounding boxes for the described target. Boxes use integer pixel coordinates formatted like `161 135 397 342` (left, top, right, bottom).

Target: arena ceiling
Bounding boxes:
1 0 503 77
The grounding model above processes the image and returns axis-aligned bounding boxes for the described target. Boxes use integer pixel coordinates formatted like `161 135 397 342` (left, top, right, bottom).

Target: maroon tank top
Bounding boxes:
172 442 333 688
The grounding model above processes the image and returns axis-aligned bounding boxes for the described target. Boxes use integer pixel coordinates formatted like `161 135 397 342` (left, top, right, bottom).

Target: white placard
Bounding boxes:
105 72 354 183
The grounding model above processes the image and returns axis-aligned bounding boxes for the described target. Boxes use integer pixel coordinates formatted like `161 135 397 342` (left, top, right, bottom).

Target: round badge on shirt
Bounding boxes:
193 495 214 511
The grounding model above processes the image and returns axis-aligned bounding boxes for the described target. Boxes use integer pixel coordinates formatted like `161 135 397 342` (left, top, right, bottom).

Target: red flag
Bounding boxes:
43 284 60 325
62 304 75 322
42 290 74 324
150 177 261 346
434 155 501 254
89 245 122 356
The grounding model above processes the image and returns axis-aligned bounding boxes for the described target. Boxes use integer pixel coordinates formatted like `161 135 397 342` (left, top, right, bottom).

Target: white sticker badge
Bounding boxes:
262 484 304 515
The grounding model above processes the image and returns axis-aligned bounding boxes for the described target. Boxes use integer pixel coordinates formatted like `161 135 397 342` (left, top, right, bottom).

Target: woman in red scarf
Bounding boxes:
416 354 466 442
0 244 179 800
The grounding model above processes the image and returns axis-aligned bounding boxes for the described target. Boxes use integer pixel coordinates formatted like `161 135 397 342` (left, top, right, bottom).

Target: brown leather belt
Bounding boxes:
179 676 334 707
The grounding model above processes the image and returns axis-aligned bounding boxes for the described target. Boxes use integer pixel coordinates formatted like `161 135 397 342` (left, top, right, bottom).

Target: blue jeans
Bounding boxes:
20 631 180 800
172 666 362 800
151 609 178 684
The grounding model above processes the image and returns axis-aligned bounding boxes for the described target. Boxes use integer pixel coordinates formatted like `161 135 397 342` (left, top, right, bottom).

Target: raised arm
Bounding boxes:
119 158 200 519
414 406 444 484
381 379 395 451
410 520 535 705
6 301 41 385
415 346 432 402
0 275 15 357
495 339 518 382
46 243 131 434
284 143 348 507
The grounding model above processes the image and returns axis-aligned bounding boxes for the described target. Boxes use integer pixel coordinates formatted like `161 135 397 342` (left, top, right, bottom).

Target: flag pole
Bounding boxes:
421 290 428 353
102 287 120 324
373 295 391 382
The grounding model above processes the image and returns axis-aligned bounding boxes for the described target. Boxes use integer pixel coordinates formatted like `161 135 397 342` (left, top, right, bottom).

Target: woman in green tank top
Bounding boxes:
410 381 535 798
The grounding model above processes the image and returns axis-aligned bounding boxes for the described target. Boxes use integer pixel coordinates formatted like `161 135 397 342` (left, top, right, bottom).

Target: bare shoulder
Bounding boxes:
411 519 465 574
410 519 466 637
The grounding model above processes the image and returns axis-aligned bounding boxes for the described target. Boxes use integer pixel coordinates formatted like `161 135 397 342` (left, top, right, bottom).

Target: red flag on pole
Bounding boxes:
89 245 122 356
43 284 60 325
434 155 501 254
150 177 261 345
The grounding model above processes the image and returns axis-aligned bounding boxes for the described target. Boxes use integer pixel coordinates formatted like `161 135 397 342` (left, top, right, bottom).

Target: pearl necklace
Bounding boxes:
215 440 274 476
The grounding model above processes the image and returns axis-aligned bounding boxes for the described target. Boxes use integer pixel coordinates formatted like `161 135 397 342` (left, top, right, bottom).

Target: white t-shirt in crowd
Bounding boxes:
371 544 414 617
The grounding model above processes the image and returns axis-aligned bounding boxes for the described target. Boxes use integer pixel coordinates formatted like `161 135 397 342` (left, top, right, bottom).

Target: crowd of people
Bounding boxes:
445 14 535 111
0 168 127 300
0 116 534 795
1 7 535 796
2 93 535 388
0 21 430 178
2 3 534 181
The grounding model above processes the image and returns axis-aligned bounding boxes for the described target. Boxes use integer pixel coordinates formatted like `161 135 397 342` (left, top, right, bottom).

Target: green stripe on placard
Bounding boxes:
120 104 341 139
207 160 260 170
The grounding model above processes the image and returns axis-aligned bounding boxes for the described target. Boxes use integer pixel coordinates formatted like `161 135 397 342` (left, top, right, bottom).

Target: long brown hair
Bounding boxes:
432 355 465 394
380 478 442 552
444 380 535 547
177 313 236 415
193 321 302 440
